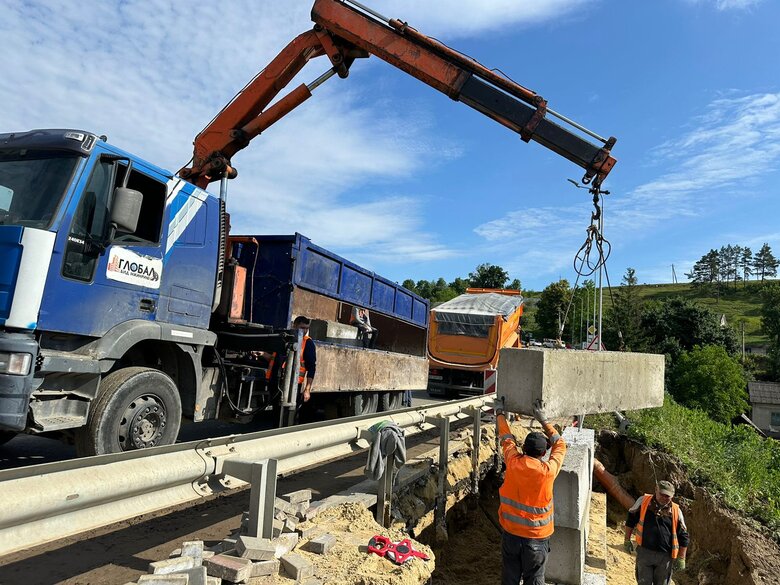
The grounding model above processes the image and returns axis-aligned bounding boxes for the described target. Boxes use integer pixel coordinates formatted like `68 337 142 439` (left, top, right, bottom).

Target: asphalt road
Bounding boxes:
0 390 446 470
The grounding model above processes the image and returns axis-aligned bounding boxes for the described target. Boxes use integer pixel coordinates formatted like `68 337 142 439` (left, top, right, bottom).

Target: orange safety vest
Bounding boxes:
264 352 277 381
496 418 565 539
297 335 310 385
635 494 681 559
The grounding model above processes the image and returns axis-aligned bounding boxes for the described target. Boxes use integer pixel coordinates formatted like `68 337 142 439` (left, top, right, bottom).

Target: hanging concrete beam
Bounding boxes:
497 348 664 418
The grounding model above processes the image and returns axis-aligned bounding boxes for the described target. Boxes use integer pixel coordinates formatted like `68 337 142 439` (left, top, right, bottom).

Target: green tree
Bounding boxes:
535 279 572 339
740 247 753 286
468 263 509 289
402 279 417 294
669 345 748 423
761 284 780 379
605 267 645 350
754 243 779 282
640 297 739 365
508 278 522 291
449 277 469 295
686 249 721 299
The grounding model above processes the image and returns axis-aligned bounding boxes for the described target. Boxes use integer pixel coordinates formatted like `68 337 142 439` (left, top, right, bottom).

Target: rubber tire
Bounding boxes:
343 392 379 417
75 367 182 457
0 431 17 447
379 391 404 412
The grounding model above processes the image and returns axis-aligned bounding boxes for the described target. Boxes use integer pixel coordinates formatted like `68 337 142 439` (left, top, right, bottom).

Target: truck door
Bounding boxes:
38 145 168 336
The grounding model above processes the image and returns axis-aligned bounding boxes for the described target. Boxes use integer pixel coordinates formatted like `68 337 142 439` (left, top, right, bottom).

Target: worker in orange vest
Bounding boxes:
624 480 689 585
495 398 567 585
292 316 317 421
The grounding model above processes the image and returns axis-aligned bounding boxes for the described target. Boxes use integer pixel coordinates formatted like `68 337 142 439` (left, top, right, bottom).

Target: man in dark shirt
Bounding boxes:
624 480 690 585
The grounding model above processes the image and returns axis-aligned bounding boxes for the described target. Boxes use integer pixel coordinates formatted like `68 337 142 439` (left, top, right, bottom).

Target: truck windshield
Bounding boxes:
0 149 81 229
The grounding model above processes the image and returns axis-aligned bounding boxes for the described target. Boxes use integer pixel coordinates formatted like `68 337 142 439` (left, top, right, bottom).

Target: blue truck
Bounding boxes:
0 130 429 455
0 0 617 456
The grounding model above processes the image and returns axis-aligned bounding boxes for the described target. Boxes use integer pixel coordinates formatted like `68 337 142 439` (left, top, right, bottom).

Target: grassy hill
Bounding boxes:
522 279 776 345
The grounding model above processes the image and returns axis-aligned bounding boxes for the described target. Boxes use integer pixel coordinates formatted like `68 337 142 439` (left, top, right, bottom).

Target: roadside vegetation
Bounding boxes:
590 397 780 537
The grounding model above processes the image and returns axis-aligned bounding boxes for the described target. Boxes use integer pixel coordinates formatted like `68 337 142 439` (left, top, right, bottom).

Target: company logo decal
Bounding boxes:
106 248 163 289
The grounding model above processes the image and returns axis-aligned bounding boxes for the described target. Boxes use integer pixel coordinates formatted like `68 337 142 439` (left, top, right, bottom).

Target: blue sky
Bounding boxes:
3 0 779 291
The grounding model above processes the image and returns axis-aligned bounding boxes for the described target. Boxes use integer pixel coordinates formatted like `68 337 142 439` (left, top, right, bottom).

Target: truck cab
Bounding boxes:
0 129 221 451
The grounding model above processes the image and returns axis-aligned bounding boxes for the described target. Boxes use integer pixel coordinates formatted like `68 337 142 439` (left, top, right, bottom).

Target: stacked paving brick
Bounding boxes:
122 489 344 585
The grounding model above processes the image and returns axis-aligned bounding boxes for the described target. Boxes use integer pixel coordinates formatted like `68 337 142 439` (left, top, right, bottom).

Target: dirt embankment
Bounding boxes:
597 430 780 585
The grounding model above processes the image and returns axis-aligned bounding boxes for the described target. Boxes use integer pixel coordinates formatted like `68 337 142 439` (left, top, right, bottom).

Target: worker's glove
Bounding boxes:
533 399 549 424
674 558 686 571
623 539 635 554
492 396 505 415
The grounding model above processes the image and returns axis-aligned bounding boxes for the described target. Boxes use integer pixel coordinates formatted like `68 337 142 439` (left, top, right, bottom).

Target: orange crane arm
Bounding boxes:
180 0 616 189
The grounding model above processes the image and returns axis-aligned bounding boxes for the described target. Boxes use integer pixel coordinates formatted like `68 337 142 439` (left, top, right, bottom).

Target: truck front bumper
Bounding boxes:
0 331 38 432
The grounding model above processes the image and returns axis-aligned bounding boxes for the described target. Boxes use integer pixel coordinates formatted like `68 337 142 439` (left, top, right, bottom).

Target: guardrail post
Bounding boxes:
375 453 395 528
221 458 277 539
465 406 481 495
426 414 450 540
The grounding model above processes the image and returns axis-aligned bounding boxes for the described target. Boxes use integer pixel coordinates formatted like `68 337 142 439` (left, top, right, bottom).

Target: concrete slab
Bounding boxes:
309 319 359 341
547 524 586 585
553 444 591 530
497 348 665 417
313 345 428 392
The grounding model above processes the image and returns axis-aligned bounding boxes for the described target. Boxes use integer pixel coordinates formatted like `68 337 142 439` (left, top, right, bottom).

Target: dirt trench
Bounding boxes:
597 430 780 585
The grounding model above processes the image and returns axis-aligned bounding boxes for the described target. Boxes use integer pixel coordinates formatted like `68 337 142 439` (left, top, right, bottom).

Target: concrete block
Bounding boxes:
202 551 215 560
207 578 221 585
553 444 591 530
582 573 607 585
274 497 297 516
280 553 314 581
181 541 204 558
174 567 208 585
306 534 336 555
249 559 280 577
283 516 298 533
237 535 277 561
547 524 586 585
272 518 284 538
169 548 182 557
295 502 309 520
497 348 664 417
313 344 429 392
296 523 324 540
281 489 312 505
138 575 190 585
309 319 358 341
205 554 252 583
149 556 197 575
274 533 300 558
562 427 595 485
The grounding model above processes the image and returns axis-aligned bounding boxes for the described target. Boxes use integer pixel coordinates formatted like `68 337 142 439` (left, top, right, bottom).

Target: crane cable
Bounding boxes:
557 185 624 349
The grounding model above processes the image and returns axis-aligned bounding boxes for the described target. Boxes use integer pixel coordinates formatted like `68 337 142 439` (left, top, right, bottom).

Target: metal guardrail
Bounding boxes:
0 395 491 557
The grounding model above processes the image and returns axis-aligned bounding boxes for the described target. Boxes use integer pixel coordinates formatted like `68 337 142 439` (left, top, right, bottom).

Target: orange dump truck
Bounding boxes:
427 289 524 397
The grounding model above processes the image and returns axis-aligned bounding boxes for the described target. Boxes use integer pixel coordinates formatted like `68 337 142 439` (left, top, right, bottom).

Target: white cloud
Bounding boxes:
1 0 587 269
473 92 780 279
685 0 763 10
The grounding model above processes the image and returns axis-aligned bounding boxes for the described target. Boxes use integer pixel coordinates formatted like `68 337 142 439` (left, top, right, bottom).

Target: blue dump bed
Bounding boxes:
235 233 428 331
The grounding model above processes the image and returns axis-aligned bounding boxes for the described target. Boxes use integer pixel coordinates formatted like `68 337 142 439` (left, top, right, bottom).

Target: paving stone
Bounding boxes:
249 559 280 577
181 541 205 558
205 554 252 583
274 497 297 516
283 516 298 533
306 534 336 555
174 566 208 585
206 578 221 585
149 555 197 575
279 553 314 582
272 519 284 538
202 550 215 560
295 502 310 520
274 533 299 558
236 535 277 561
301 579 323 585
169 548 182 558
281 489 312 505
274 509 288 522
296 524 324 540
138 575 190 585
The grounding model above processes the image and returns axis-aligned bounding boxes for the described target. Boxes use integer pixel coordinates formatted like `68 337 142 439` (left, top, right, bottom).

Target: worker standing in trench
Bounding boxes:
624 480 689 585
495 399 567 585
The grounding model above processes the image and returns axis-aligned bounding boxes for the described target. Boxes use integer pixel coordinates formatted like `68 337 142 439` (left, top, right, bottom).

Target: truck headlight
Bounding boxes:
0 352 32 376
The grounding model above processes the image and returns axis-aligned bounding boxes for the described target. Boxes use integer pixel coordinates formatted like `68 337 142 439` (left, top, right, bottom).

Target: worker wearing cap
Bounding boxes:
624 480 690 585
495 398 567 585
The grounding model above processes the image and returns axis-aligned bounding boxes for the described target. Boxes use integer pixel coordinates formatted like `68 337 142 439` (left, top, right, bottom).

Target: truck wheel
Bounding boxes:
379 391 404 412
343 392 378 417
0 431 17 447
76 367 182 456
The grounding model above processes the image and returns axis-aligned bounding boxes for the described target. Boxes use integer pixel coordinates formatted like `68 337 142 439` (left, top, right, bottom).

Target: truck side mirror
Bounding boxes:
110 187 143 234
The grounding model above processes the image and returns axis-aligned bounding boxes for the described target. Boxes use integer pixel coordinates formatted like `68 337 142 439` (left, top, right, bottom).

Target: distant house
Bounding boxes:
748 381 780 438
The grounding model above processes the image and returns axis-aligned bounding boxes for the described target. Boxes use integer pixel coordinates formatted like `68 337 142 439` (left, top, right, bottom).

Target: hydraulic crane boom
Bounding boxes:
179 0 617 189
